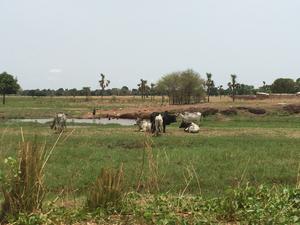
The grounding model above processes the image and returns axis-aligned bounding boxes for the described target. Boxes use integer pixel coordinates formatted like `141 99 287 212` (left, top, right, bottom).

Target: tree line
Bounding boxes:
0 71 300 105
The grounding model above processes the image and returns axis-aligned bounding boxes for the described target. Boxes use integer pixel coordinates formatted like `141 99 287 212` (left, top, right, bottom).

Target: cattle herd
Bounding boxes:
137 111 202 135
51 111 202 135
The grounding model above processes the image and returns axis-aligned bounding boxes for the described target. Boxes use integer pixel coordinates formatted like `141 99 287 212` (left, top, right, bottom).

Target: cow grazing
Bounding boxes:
150 111 177 133
178 112 202 124
179 121 200 133
51 113 67 132
136 118 151 132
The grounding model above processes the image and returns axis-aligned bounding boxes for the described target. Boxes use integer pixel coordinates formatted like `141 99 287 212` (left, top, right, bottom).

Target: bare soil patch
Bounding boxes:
80 97 300 119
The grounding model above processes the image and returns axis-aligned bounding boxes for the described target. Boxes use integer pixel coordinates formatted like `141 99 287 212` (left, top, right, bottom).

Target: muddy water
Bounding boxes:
9 118 136 126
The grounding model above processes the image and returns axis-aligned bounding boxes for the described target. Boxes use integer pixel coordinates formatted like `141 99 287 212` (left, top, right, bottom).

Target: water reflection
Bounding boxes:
9 118 135 126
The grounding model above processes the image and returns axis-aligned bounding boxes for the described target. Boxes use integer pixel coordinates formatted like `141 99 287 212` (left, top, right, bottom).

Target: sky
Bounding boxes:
1 0 300 90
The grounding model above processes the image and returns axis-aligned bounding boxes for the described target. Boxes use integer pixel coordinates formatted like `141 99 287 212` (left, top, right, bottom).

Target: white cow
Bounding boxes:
154 114 163 136
184 122 200 133
179 121 200 133
136 118 151 132
51 113 67 132
178 112 202 124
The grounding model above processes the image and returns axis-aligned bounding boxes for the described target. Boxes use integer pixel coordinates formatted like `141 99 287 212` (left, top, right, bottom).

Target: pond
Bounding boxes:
7 118 136 126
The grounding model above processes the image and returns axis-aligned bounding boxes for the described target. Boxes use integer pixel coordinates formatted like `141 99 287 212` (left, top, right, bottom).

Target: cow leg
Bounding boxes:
151 123 155 133
163 124 166 133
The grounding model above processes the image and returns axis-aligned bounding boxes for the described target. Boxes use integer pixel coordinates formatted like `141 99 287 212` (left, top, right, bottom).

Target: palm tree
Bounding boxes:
205 73 214 103
99 73 110 99
228 74 239 102
138 79 147 100
150 83 155 101
218 85 223 99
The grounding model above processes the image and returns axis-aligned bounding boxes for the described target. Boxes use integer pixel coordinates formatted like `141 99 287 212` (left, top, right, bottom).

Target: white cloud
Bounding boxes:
49 68 62 73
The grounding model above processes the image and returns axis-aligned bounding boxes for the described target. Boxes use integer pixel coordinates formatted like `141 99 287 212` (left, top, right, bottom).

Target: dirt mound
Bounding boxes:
137 112 151 119
201 108 219 117
220 108 238 116
283 104 300 114
119 112 139 119
248 107 266 115
236 106 250 110
184 107 202 113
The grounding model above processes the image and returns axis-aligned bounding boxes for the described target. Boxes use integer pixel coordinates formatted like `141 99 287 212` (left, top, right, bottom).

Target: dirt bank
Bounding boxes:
82 103 300 119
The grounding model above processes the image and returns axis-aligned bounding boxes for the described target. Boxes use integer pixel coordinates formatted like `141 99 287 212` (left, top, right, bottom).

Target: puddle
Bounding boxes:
8 118 136 126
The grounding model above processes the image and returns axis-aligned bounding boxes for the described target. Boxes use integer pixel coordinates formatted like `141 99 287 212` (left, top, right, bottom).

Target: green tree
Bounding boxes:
69 88 78 98
82 87 91 101
55 88 65 96
271 78 296 93
0 72 20 104
205 73 214 103
295 78 300 92
236 84 255 95
228 74 239 102
156 69 205 104
120 86 130 96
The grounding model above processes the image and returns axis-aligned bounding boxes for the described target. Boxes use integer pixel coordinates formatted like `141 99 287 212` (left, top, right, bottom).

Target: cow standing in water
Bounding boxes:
150 111 177 134
51 113 67 132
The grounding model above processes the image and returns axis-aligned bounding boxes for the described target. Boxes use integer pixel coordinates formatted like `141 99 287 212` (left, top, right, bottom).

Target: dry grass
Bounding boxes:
86 165 124 210
0 141 46 222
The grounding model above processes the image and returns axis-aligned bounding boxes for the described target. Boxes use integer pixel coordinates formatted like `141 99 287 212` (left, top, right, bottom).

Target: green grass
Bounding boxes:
1 108 300 224
1 115 299 198
0 96 162 118
7 186 300 224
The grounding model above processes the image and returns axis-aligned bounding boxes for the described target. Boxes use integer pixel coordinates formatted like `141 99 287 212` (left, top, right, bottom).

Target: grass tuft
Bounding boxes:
86 165 124 211
0 140 46 222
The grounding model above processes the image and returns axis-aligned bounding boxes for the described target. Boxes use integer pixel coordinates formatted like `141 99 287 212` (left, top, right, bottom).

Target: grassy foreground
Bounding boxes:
0 107 300 224
0 115 299 196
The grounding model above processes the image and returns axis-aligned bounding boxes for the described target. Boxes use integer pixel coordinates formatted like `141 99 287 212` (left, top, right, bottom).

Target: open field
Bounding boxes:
0 95 300 119
1 114 299 196
0 96 300 224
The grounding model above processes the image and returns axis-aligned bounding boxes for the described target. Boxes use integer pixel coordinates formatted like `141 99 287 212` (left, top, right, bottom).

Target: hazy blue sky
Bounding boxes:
1 0 300 89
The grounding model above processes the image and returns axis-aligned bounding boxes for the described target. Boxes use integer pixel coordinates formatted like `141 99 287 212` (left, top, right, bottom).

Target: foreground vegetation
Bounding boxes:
4 186 300 224
0 96 299 224
0 111 299 224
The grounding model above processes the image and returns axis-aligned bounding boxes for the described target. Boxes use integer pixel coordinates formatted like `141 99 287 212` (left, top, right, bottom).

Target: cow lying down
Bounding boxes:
179 121 200 133
136 118 151 132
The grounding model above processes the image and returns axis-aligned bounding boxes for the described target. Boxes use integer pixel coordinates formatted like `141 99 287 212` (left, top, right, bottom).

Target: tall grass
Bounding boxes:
0 141 46 222
136 134 164 193
86 165 124 211
0 132 62 223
